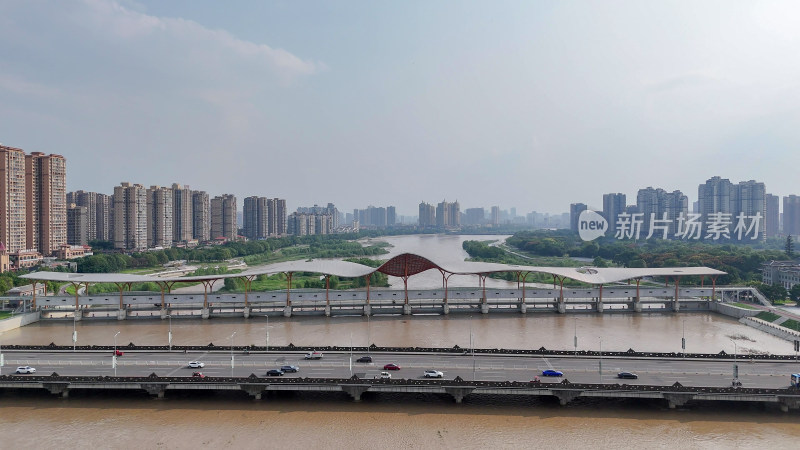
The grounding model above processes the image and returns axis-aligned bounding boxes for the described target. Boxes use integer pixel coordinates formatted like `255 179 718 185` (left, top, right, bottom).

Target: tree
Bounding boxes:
790 284 800 303
787 236 795 259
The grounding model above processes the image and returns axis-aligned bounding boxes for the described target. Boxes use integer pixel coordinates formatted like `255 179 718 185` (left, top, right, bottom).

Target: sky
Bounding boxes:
1 0 800 216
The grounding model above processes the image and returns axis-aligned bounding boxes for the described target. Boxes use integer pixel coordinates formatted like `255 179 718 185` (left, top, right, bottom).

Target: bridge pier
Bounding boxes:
778 397 800 413
596 299 603 313
442 304 450 315
341 385 370 402
325 305 331 317
240 385 267 400
117 309 127 320
444 387 474 404
363 304 371 316
557 302 566 314
634 300 642 313
160 308 169 320
142 383 168 399
201 308 210 319
552 390 582 406
403 304 411 315
243 307 251 319
480 303 489 314
663 393 693 409
283 306 293 318
43 382 70 398
519 302 527 314
73 309 83 321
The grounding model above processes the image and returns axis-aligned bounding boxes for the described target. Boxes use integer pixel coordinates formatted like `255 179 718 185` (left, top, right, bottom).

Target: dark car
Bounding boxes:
383 363 401 371
617 371 638 379
280 365 299 373
266 369 285 376
356 356 373 363
542 369 563 377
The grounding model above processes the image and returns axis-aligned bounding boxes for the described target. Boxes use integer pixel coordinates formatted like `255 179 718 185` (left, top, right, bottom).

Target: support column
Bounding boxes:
325 275 331 317
480 274 489 314
557 276 566 314
673 276 681 312
157 282 166 316
663 393 693 409
553 390 582 406
443 273 453 315
402 273 411 315
201 280 211 319
142 384 168 399
634 278 642 312
597 284 604 313
71 282 81 310
341 385 370 402
520 271 529 314
444 387 474 404
284 272 293 317
711 276 718 302
31 281 37 309
240 384 267 400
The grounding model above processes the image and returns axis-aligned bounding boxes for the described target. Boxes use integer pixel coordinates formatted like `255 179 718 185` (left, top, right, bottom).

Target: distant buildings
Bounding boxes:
698 177 766 240
602 193 626 234
0 145 67 256
784 195 800 237
464 208 485 226
569 203 587 232
67 204 88 246
766 194 780 237
210 194 237 241
353 205 394 229
418 202 436 228
636 187 688 237
113 182 147 251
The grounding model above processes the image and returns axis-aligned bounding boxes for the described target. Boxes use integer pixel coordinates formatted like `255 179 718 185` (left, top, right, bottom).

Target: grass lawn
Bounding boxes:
755 311 782 322
781 319 800 332
730 302 758 310
0 311 12 320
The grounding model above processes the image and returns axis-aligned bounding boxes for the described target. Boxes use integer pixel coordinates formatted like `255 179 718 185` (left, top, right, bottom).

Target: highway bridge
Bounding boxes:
1 348 799 411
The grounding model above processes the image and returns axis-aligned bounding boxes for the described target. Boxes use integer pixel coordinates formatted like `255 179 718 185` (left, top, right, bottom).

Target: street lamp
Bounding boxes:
731 339 738 382
681 318 686 358
229 331 237 377
574 318 578 357
598 337 603 384
470 317 476 381
73 312 78 352
113 331 120 377
265 315 269 352
167 315 172 352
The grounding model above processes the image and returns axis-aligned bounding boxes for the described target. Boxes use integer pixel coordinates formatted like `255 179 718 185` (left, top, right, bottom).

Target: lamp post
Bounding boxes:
167 314 172 352
265 315 269 352
113 331 120 377
598 337 603 384
731 339 738 382
73 312 78 352
229 331 236 377
681 318 686 358
1 332 4 376
470 317 476 381
574 317 578 357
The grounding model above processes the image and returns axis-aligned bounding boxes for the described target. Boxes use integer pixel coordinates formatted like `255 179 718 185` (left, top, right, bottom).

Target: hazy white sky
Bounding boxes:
2 0 799 215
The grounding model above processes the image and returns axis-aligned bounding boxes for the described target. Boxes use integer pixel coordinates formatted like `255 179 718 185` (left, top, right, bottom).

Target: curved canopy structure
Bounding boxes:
20 252 725 286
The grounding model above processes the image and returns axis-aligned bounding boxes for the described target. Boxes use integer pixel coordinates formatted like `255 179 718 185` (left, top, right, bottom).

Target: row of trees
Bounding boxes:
76 233 389 274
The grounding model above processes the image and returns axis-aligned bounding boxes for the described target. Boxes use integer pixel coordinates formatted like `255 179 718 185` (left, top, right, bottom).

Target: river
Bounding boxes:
2 234 799 448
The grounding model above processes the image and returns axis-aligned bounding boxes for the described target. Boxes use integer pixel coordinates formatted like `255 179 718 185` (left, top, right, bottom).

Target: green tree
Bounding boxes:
789 284 800 303
787 236 795 258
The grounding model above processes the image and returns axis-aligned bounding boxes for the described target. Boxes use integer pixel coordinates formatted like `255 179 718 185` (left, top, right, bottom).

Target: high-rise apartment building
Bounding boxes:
210 194 237 240
113 182 147 251
25 152 67 255
67 204 89 246
434 200 460 228
418 202 436 227
146 186 173 248
0 145 27 253
172 183 193 243
243 196 269 240
96 193 111 241
698 177 766 240
635 187 687 236
784 195 800 237
490 206 500 226
465 208 485 226
192 191 210 242
386 206 396 227
602 193 626 234
766 193 780 237
569 203 587 232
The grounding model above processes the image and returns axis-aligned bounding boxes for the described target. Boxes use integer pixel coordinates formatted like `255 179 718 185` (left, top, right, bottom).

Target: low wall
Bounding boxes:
0 312 40 333
710 302 761 319
741 317 800 342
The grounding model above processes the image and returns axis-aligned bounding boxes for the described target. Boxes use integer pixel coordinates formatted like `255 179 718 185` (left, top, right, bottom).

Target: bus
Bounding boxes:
791 374 800 387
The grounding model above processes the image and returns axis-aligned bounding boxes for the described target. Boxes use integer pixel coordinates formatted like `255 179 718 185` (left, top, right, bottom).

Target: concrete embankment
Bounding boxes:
0 312 40 333
741 317 800 342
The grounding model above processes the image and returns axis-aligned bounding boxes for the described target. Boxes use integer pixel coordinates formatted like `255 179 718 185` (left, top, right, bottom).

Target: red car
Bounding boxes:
383 363 401 371
192 372 206 378
114 350 124 356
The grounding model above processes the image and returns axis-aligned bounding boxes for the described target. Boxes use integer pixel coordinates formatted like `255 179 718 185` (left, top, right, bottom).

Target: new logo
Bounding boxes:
578 210 608 241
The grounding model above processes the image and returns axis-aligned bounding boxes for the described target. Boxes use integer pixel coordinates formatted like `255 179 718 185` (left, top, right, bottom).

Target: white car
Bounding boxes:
15 366 36 374
188 361 205 368
379 371 392 379
423 370 444 378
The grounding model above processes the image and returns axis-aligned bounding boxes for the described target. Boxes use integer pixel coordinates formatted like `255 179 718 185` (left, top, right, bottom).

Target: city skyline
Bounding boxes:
2 1 800 215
